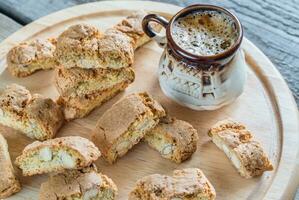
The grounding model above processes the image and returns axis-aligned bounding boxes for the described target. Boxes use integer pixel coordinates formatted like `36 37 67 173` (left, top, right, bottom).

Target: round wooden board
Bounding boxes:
0 1 298 200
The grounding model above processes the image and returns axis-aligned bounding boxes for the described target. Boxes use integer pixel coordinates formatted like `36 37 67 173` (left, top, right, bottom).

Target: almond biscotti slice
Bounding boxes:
40 165 117 200
55 66 135 120
55 22 134 69
93 92 165 164
208 119 273 178
109 10 152 49
15 136 101 176
129 168 216 200
7 38 57 77
145 117 198 163
55 24 104 69
0 84 64 140
0 133 21 198
55 11 152 70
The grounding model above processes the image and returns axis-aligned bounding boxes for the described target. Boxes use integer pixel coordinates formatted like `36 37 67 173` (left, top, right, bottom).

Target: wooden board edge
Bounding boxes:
243 39 299 199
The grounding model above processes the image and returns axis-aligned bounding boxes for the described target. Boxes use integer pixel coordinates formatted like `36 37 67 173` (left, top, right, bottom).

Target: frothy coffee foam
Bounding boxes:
172 10 238 56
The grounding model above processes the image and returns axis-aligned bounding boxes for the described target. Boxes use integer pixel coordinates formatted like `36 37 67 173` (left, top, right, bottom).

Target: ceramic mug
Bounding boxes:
142 4 246 110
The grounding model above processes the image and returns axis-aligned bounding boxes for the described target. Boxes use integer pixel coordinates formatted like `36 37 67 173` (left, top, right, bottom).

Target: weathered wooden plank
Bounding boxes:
0 13 22 42
0 0 97 25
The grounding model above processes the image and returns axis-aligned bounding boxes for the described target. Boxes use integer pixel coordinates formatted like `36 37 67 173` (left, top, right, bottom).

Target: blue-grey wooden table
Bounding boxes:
0 0 298 199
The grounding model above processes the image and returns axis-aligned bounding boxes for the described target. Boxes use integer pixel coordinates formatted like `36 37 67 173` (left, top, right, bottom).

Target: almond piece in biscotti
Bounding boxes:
15 136 101 176
145 116 198 163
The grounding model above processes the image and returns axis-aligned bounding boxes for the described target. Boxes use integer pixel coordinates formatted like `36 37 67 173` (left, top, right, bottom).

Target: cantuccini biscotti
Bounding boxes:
0 133 21 198
145 117 198 163
54 11 157 120
55 11 151 70
208 119 273 178
55 66 135 120
7 38 57 77
93 92 165 164
39 165 117 200
55 24 104 69
0 84 64 140
15 136 101 176
109 10 152 49
55 23 133 69
129 168 216 200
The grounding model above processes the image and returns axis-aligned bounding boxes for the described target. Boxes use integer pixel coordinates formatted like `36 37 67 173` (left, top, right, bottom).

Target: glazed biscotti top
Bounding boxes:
94 92 165 146
0 84 64 140
130 168 216 200
15 136 101 176
208 119 273 178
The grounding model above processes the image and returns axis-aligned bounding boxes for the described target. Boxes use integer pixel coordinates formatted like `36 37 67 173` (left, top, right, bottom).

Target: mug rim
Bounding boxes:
166 4 243 62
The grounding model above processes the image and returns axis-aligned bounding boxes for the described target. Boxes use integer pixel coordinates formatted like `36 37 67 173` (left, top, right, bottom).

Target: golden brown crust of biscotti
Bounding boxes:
0 84 64 140
39 166 117 200
55 11 152 70
55 66 135 99
129 168 216 200
55 23 134 69
110 10 151 49
55 24 103 69
15 136 101 176
93 92 165 164
0 133 21 198
98 29 134 68
57 68 135 120
208 119 274 178
145 117 198 163
7 38 57 77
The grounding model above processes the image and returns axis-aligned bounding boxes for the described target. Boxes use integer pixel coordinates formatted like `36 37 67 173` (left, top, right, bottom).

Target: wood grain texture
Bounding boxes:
0 2 298 199
0 0 298 106
0 13 21 41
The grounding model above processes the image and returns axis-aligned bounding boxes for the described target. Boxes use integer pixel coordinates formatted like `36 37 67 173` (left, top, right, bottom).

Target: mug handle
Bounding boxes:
142 14 169 48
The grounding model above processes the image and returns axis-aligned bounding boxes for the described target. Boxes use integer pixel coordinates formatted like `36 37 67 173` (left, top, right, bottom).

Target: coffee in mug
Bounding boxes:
142 5 246 110
172 10 238 56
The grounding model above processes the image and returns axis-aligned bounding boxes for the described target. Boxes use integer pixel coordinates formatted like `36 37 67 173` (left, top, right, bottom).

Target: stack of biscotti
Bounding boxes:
55 11 153 120
15 136 118 199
